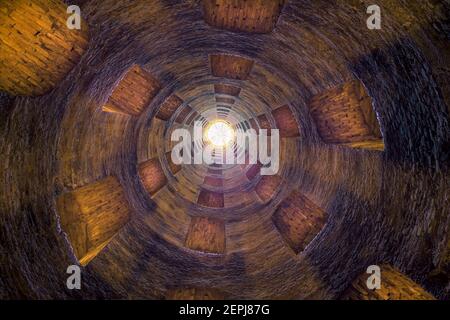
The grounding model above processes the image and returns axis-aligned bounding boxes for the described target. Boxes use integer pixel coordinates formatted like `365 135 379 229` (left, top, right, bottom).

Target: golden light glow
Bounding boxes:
205 120 235 147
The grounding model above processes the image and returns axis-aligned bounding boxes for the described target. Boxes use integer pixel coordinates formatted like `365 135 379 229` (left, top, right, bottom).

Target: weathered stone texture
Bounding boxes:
272 105 300 137
198 189 225 208
0 0 448 300
138 158 167 196
214 84 241 96
255 175 282 202
216 97 234 104
156 94 184 121
166 287 226 300
56 176 130 265
0 0 89 96
210 54 254 80
272 191 327 254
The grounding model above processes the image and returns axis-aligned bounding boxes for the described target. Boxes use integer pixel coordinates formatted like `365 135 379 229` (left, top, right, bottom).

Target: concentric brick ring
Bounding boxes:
0 0 447 300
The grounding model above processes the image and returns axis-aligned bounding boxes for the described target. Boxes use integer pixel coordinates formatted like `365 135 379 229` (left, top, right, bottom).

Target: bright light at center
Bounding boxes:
205 120 235 147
